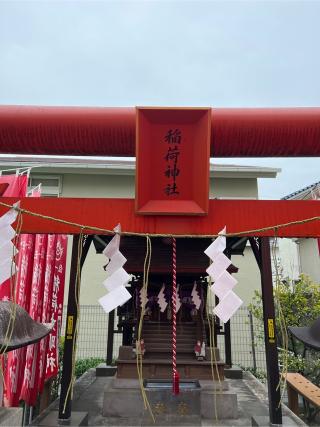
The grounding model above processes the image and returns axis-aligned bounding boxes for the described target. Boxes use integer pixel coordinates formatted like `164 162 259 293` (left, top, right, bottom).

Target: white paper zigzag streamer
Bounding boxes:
0 203 20 286
99 224 131 313
157 284 167 313
205 226 243 323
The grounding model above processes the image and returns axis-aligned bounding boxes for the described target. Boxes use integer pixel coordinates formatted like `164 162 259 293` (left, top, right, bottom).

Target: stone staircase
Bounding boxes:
116 320 225 380
143 321 197 359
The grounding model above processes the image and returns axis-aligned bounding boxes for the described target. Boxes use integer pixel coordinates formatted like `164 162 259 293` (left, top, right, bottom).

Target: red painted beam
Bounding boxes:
0 106 320 157
0 198 319 237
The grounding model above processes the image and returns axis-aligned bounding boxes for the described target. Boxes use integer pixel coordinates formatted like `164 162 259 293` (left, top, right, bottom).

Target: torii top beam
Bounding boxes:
0 105 319 237
0 105 320 157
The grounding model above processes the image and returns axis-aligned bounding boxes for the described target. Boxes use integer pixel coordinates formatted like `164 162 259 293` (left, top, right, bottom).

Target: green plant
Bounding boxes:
74 357 104 379
240 366 267 383
50 336 65 400
249 274 320 349
249 274 320 385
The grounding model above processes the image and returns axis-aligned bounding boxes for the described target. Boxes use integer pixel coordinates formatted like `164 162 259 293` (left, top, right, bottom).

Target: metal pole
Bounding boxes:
224 321 232 368
28 406 33 425
259 237 282 425
224 249 232 367
58 235 92 421
249 310 257 371
106 310 115 365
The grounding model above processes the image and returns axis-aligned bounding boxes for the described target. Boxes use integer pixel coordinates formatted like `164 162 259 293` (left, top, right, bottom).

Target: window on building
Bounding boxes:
29 175 62 197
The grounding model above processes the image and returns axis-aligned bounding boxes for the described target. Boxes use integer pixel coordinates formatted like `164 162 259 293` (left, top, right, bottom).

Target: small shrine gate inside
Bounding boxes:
0 105 320 425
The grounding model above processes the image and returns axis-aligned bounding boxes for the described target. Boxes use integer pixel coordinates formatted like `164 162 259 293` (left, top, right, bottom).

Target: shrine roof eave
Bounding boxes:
0 156 280 179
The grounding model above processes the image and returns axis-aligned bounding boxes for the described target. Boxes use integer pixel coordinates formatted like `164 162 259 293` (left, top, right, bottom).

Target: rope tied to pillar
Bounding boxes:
172 237 179 395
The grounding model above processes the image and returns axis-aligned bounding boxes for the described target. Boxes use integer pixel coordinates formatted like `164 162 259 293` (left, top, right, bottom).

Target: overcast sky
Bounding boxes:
0 0 319 199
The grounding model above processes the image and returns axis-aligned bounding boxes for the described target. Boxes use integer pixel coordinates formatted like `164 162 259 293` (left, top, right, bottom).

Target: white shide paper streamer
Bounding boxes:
0 203 20 286
99 224 132 314
205 226 243 323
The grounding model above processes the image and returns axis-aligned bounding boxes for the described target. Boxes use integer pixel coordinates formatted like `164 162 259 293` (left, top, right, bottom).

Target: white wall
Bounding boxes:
210 178 258 199
232 246 261 304
298 238 320 283
277 238 300 281
60 173 258 200
62 174 135 198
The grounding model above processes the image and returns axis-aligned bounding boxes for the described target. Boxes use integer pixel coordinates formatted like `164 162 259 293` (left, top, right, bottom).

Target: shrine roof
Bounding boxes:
0 155 280 178
282 180 320 200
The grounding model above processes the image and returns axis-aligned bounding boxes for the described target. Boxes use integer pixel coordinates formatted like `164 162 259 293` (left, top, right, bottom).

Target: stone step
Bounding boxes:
145 353 195 359
144 338 196 345
143 326 197 331
142 327 196 334
116 358 225 381
143 326 197 332
143 333 197 337
146 343 194 350
143 325 197 331
143 331 197 337
146 345 194 353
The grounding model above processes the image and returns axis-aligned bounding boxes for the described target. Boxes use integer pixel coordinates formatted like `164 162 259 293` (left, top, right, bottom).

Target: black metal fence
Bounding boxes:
217 306 266 371
63 305 267 372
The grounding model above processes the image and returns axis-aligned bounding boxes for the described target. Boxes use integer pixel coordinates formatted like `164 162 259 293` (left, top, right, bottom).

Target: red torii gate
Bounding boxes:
0 105 320 426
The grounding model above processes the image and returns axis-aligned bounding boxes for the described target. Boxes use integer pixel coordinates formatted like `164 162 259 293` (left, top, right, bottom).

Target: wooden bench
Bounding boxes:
285 372 320 420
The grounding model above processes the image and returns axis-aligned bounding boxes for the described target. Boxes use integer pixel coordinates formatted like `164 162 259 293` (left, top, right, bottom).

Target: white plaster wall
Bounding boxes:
60 173 258 199
297 238 320 283
61 174 135 198
63 237 107 306
210 178 258 199
277 239 300 281
232 246 261 305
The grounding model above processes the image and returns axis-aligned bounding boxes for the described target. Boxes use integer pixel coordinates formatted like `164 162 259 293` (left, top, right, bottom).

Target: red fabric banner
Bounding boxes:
38 234 57 393
20 234 48 405
5 233 68 406
45 235 67 382
0 180 67 407
0 174 28 197
4 234 35 406
0 174 28 406
4 186 40 406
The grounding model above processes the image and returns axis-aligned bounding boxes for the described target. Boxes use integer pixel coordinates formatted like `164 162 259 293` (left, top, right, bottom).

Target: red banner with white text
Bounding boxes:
4 234 35 406
38 234 57 393
45 235 68 382
4 186 40 406
19 234 48 405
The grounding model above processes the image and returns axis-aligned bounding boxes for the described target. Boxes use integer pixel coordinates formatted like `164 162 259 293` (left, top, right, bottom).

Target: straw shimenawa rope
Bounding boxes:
206 268 223 422
271 234 289 408
136 236 155 423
